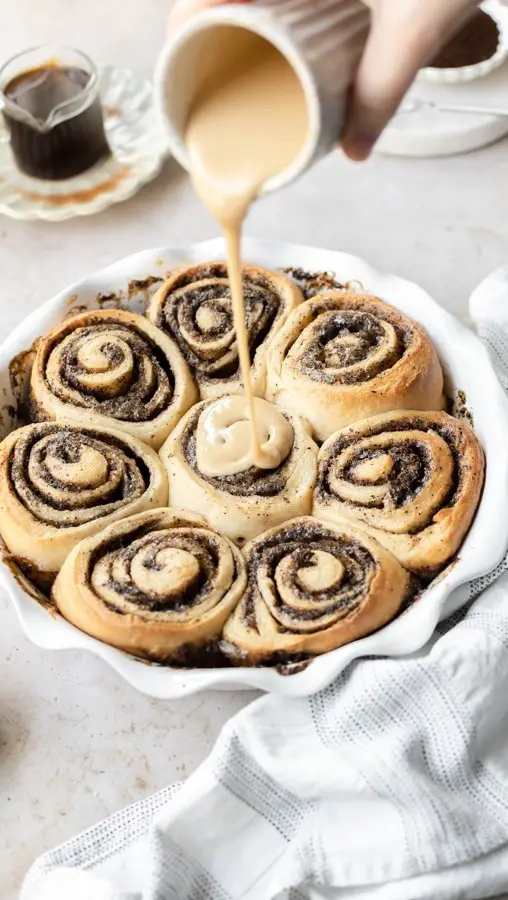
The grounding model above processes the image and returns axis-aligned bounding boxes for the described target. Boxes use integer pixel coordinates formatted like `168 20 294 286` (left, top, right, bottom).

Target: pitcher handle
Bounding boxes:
0 116 10 144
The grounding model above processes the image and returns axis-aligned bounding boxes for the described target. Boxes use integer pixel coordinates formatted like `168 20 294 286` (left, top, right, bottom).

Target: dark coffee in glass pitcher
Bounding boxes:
0 47 110 180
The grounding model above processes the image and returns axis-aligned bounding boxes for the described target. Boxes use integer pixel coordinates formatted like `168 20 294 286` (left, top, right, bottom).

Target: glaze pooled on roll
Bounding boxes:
313 410 484 574
53 508 246 661
222 515 409 664
266 290 444 441
160 396 318 544
147 262 302 400
0 422 168 583
196 395 293 476
29 308 197 448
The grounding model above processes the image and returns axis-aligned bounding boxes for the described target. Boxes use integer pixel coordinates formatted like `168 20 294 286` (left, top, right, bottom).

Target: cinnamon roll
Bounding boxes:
53 508 247 662
0 423 168 585
29 309 197 449
266 291 444 441
313 410 484 575
222 516 409 664
160 395 318 544
147 262 302 399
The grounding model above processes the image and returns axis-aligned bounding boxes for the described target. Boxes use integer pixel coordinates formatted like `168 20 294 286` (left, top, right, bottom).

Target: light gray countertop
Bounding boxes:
1 0 508 896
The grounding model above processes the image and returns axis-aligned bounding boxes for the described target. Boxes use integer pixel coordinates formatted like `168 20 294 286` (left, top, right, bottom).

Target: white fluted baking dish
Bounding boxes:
418 0 508 85
1 239 507 698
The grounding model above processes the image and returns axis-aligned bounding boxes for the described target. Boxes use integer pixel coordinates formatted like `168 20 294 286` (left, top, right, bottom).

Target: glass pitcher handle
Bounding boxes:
0 118 10 143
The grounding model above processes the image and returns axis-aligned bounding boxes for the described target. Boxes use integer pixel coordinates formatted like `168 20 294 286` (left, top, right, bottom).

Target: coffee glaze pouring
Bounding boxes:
196 395 294 477
185 27 309 471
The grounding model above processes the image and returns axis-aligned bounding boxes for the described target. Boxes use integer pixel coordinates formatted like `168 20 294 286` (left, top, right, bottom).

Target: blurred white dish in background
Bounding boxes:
378 48 508 157
418 0 508 85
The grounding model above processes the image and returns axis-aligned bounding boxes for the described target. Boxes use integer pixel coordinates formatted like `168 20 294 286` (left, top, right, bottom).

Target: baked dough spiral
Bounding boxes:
266 291 444 441
29 309 197 448
222 516 409 664
0 423 168 584
147 262 302 399
160 396 318 544
313 410 484 575
53 508 247 662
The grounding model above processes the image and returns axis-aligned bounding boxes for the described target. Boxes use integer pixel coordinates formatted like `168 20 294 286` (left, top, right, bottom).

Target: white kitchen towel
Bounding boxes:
22 268 508 900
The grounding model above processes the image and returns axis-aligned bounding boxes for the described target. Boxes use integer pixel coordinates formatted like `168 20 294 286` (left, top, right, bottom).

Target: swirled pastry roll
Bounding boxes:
160 395 318 544
313 410 484 574
29 309 197 448
0 423 168 584
266 291 444 441
147 262 302 399
53 508 247 661
222 516 409 664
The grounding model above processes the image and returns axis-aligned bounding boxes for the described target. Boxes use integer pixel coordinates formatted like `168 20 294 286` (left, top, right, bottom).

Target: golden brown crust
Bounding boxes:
266 291 444 441
53 508 247 661
0 422 168 580
160 399 318 544
222 515 409 664
313 410 485 574
147 261 302 399
29 308 197 449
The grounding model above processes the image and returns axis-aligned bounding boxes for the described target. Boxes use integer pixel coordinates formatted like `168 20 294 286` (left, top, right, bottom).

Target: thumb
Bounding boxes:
341 1 477 161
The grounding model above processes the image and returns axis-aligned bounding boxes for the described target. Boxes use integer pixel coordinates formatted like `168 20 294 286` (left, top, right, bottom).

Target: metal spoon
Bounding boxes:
399 98 508 117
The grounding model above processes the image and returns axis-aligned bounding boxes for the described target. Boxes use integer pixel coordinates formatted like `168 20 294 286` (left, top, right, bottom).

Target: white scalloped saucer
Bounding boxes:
0 66 169 221
1 239 507 698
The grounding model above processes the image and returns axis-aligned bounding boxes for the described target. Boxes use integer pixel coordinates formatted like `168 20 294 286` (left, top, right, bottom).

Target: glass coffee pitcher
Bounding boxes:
0 45 110 180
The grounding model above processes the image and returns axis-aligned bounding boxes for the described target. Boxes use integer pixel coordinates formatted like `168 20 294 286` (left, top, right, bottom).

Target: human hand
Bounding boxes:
342 0 479 159
168 0 480 160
